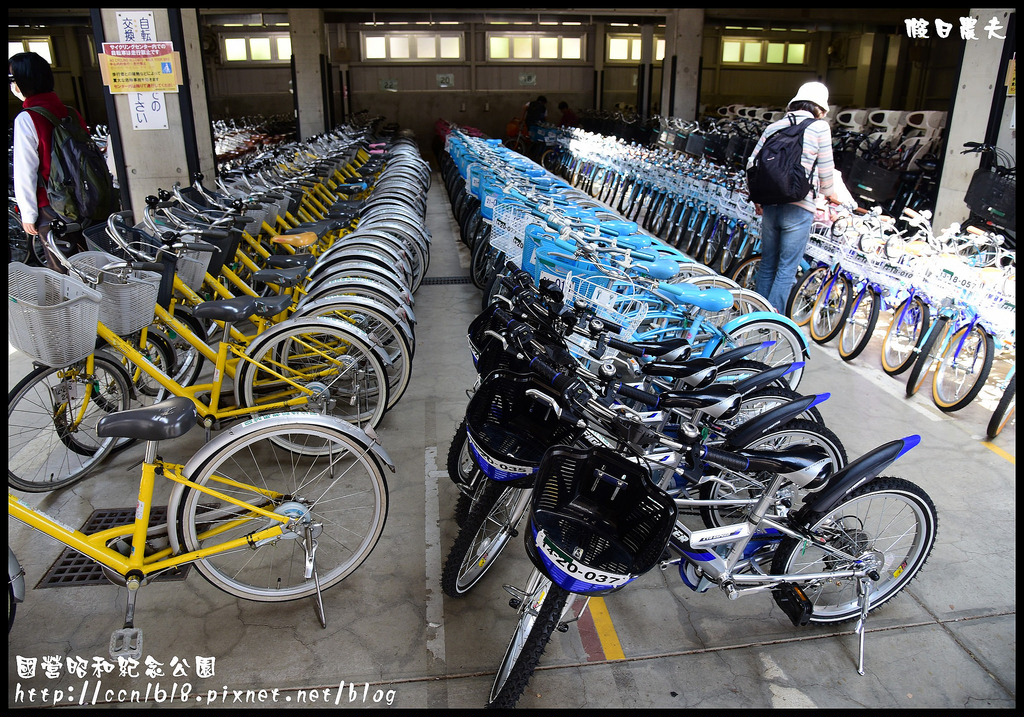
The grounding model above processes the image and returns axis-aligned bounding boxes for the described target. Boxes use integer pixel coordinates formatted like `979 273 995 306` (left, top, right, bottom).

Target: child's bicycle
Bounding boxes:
8 396 393 658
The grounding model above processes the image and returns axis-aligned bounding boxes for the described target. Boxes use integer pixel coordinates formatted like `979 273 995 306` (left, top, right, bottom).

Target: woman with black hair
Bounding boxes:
10 51 89 267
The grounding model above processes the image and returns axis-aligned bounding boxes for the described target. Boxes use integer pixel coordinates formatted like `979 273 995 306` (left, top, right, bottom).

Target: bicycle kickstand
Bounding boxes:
304 525 327 629
854 574 873 675
110 576 144 661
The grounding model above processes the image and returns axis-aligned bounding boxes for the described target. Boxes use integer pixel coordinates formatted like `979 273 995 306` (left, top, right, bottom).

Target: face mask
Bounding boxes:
11 85 26 102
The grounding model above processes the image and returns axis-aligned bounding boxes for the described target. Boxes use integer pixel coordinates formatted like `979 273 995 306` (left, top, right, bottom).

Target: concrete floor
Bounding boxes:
8 172 1016 709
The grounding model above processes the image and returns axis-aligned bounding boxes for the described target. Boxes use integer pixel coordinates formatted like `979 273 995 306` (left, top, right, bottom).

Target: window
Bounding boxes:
220 33 292 64
361 32 464 62
9 38 54 64
722 37 809 66
485 32 587 62
605 34 665 63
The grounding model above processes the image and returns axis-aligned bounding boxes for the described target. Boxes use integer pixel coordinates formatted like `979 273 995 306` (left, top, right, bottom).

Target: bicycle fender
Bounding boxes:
295 294 414 342
722 393 829 449
708 312 811 358
793 436 920 521
732 362 804 396
711 340 776 367
8 547 25 605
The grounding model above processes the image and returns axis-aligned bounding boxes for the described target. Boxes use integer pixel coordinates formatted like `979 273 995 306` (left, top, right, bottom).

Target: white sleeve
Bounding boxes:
13 112 41 224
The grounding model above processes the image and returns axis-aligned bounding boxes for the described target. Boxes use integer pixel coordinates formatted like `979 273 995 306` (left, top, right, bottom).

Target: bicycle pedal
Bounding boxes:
772 582 813 627
109 627 143 661
556 622 569 633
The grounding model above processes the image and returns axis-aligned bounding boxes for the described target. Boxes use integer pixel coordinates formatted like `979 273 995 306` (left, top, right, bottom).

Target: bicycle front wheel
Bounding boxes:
176 417 390 601
809 274 853 344
441 481 527 597
487 569 570 709
987 374 1015 440
880 296 930 376
9 353 132 492
770 477 937 623
785 266 829 327
838 286 881 361
905 316 950 398
931 324 994 412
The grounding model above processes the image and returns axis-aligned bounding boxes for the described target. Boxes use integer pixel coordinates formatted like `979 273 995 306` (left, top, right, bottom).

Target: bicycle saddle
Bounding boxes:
191 295 259 323
656 384 740 419
642 357 718 388
272 231 319 248
96 397 197 442
265 253 317 271
252 265 308 288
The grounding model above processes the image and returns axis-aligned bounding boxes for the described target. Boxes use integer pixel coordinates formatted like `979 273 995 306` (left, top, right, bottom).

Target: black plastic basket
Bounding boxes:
846 156 902 204
464 370 585 487
525 444 677 595
964 169 1015 232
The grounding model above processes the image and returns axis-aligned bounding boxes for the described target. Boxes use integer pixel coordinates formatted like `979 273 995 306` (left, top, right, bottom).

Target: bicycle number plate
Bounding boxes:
537 529 631 588
50 379 81 404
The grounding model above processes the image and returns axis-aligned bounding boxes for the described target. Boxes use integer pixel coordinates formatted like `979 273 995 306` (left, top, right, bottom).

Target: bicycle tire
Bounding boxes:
838 286 881 361
8 352 133 492
713 318 806 390
770 477 937 624
986 374 1015 440
235 317 390 432
785 266 830 327
905 316 950 398
176 416 389 601
292 299 414 408
809 274 853 344
441 480 527 597
487 569 570 709
931 324 994 412
729 253 761 290
880 296 931 376
446 419 483 527
471 228 495 290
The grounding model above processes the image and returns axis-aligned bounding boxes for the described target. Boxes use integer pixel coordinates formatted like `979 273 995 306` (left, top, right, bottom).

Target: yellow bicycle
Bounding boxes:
8 396 392 658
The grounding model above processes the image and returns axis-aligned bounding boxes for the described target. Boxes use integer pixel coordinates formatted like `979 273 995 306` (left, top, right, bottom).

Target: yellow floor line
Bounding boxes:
980 440 1015 464
588 597 625 661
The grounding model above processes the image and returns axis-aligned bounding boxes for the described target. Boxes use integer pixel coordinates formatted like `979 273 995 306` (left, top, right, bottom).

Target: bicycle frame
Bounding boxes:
8 458 290 579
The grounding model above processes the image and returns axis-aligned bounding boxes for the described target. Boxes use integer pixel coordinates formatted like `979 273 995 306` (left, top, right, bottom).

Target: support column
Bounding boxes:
661 9 704 121
288 9 329 140
94 9 210 218
933 8 1015 230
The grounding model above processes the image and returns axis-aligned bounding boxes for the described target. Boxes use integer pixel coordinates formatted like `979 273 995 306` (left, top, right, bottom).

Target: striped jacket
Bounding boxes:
747 110 835 214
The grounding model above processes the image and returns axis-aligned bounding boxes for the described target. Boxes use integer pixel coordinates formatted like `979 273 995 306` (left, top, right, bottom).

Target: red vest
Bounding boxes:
21 92 88 209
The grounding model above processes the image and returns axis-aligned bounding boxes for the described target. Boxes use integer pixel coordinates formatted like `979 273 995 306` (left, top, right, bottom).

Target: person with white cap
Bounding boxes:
746 80 841 312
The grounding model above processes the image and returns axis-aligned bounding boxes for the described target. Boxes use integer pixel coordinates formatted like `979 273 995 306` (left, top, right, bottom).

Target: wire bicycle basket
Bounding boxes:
66 251 161 337
525 444 678 595
8 262 102 367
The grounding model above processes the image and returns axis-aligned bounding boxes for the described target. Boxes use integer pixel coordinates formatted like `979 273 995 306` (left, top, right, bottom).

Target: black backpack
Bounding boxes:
26 105 116 224
745 116 817 206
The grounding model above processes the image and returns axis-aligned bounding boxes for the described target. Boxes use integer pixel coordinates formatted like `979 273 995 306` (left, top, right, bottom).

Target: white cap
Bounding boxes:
789 81 829 112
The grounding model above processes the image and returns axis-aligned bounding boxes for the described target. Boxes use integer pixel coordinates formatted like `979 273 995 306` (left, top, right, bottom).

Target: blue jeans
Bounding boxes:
755 204 814 312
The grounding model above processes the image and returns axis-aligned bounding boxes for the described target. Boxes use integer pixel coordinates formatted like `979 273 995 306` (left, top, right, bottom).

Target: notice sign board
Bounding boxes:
99 42 182 94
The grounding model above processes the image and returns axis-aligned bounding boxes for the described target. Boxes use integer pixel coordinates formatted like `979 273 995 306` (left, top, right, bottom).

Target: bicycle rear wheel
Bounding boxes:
931 324 994 412
487 568 570 709
771 477 937 623
8 352 132 492
176 416 389 601
236 318 390 432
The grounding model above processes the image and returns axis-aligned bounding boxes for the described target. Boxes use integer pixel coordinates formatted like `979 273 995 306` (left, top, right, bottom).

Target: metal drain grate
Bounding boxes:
421 275 473 285
35 507 191 589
